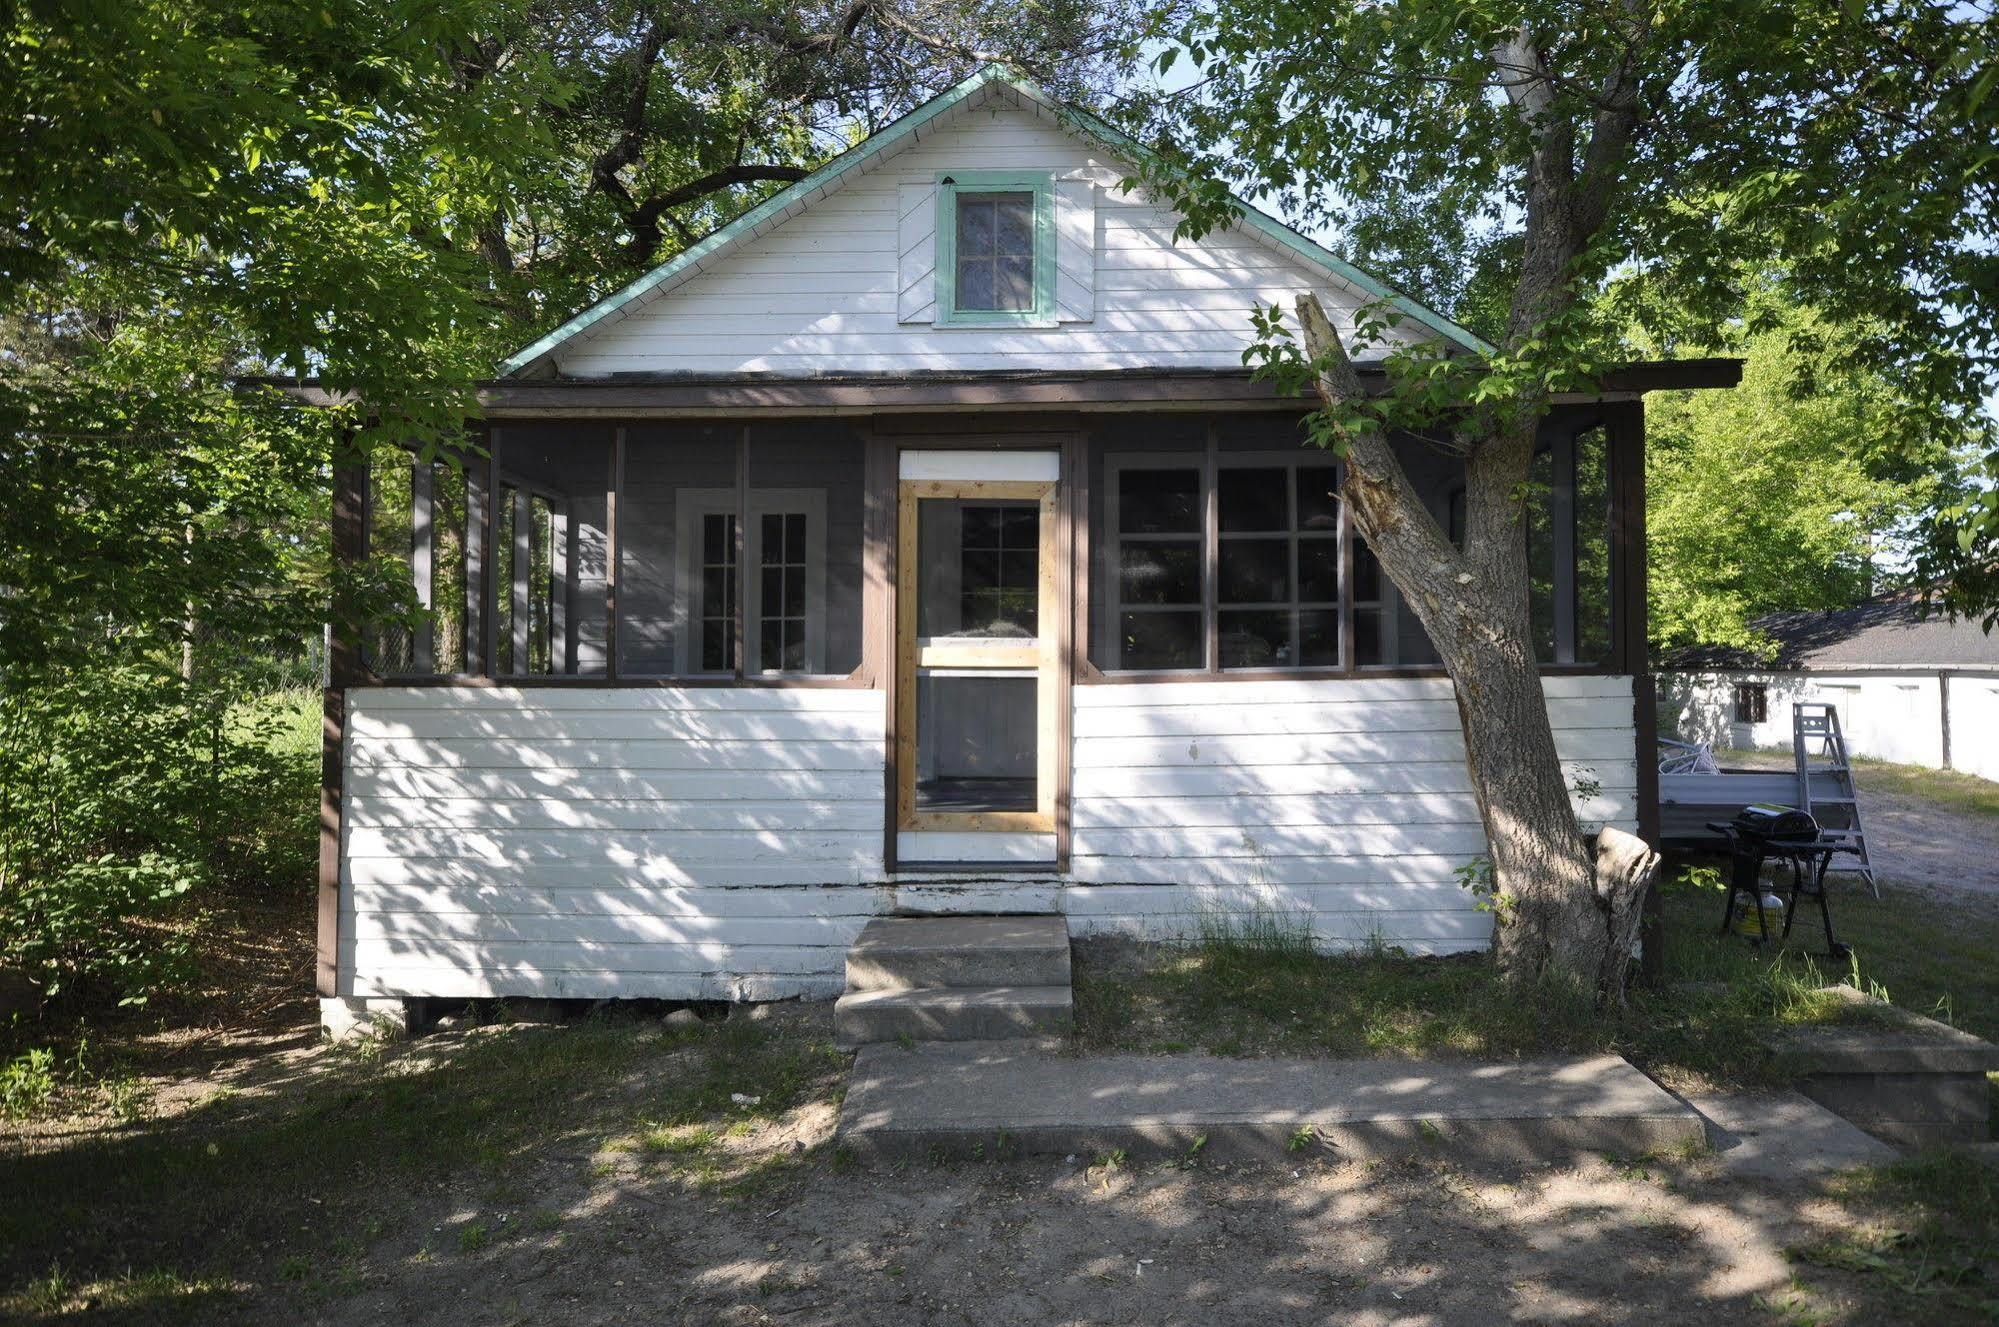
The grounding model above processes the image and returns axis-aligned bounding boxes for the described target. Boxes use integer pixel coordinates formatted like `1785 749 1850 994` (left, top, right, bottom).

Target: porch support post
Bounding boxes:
483 430 501 677
320 451 366 1000
734 426 750 680
1608 398 1662 983
864 433 898 871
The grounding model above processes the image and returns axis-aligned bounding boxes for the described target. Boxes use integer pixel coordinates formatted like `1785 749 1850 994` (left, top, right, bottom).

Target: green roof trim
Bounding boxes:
499 64 1491 377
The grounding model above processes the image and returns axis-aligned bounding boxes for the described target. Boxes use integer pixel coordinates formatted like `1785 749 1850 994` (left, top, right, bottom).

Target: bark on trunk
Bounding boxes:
1297 294 1619 993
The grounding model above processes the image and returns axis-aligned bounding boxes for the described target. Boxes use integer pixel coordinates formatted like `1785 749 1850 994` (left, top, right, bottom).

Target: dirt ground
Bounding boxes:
6 995 1990 1327
303 1108 1890 1327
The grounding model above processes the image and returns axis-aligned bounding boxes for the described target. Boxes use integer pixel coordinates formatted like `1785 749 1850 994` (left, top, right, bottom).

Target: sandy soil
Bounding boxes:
10 998 1980 1327
308 1128 1890 1327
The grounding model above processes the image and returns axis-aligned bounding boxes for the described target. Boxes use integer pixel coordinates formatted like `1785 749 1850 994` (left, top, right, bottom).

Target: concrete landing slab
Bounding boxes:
845 915 1070 991
1683 1090 1899 1179
838 1043 1703 1166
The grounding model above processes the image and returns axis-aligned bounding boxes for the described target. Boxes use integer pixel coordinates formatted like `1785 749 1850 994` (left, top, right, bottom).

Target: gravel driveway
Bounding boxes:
1714 749 1999 903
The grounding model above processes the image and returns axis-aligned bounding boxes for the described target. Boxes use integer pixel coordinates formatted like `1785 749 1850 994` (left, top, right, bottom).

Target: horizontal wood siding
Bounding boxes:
341 677 1642 997
1068 675 1639 954
342 687 888 999
557 99 1425 377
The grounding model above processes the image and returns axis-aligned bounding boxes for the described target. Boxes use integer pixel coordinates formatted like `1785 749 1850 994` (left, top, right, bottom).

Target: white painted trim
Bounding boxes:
896 830 1057 864
899 449 1060 482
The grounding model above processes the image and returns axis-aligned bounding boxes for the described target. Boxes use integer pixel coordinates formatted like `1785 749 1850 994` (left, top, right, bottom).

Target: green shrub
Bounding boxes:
1 854 197 1006
0 668 319 1014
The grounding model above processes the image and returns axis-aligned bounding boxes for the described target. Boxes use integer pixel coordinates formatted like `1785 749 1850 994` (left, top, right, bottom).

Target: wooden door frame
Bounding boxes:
893 473 1068 839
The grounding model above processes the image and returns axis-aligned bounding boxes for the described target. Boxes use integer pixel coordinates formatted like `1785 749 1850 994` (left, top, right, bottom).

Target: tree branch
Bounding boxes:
621 164 813 264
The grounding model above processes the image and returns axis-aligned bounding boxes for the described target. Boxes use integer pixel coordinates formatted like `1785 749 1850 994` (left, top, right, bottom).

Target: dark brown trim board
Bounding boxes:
870 435 900 872
1608 398 1665 982
321 455 366 998
1055 433 1085 873
274 359 1741 418
317 686 344 998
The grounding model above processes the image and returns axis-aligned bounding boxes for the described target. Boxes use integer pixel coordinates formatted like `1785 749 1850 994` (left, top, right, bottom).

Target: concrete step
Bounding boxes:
837 1043 1706 1166
844 916 1071 993
834 985 1074 1048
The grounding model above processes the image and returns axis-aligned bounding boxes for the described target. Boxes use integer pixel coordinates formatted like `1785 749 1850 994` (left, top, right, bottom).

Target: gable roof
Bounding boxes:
499 65 1493 378
1662 589 1999 671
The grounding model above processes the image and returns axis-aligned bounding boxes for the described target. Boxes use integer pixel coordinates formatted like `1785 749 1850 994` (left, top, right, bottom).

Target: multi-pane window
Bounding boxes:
696 511 738 673
955 192 1036 313
1217 466 1340 668
1105 457 1341 672
1735 682 1769 725
959 504 1040 634
759 512 809 672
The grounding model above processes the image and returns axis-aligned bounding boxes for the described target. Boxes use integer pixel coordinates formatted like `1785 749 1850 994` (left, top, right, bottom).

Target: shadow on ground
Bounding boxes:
6 1002 1991 1326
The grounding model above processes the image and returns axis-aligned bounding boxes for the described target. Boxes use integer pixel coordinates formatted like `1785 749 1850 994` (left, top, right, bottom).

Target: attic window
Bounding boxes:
956 192 1035 311
936 172 1055 325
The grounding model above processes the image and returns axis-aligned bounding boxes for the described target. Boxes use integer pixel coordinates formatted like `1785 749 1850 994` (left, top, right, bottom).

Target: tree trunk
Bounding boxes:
1296 295 1618 993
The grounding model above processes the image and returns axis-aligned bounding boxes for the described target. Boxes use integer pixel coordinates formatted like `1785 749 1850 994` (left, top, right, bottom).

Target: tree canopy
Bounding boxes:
1120 0 1997 989
1645 290 1980 657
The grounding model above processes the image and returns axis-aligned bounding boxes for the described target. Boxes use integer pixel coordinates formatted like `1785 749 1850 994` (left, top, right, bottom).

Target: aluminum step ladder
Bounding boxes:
1793 702 1878 896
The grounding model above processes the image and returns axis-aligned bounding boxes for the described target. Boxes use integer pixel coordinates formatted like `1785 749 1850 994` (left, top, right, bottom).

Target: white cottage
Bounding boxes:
318 67 1737 1034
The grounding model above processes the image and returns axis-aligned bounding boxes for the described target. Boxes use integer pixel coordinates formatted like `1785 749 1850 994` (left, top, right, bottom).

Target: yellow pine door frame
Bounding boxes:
895 477 1061 833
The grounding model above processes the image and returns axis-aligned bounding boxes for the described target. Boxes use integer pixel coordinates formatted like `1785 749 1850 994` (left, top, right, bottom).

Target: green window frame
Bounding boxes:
934 171 1057 326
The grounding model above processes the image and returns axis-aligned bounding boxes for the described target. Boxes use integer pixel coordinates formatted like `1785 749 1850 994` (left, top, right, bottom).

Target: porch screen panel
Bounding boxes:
1354 440 1459 668
617 423 739 677
1525 421 1613 665
492 425 611 677
363 450 417 674
1574 425 1613 664
747 429 865 676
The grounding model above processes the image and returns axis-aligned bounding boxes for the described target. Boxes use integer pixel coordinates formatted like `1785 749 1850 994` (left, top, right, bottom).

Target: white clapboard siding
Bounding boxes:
341 687 886 1001
355 883 890 919
347 766 883 803
1065 675 1638 956
341 675 1645 993
558 95 1427 376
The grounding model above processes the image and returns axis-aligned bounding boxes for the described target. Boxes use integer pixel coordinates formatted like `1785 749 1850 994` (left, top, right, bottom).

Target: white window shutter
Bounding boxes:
897 183 937 323
1054 180 1096 323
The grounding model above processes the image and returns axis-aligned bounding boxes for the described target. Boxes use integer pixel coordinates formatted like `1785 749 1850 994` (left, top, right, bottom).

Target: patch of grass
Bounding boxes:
1850 756 1999 826
457 1223 490 1254
1 1266 239 1318
0 1012 845 1309
1074 906 1602 1064
1073 873 1999 1094
1795 1148 1999 1316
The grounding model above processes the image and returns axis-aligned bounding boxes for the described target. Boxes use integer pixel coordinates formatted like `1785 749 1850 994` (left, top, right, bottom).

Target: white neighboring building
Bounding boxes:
1659 590 1999 781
